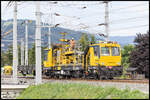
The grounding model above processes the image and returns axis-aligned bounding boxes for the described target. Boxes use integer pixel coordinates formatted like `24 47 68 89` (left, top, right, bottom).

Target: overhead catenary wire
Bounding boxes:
1 1 148 38
110 15 149 24
3 1 148 15
2 3 12 17
70 14 148 30
2 1 26 17
110 24 148 31
41 5 104 28
3 1 148 22
27 1 104 6
17 3 33 11
41 4 148 23
110 3 148 13
42 2 148 14
89 24 148 33
40 12 148 34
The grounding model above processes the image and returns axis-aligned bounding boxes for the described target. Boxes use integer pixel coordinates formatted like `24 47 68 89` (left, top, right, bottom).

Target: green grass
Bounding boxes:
17 72 33 77
16 83 149 99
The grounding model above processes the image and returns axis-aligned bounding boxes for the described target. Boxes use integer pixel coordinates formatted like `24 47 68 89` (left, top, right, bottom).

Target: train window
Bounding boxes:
101 47 110 56
111 47 120 56
44 50 48 60
93 46 100 58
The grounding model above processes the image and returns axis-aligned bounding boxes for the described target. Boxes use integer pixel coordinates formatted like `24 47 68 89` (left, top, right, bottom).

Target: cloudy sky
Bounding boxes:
1 1 149 36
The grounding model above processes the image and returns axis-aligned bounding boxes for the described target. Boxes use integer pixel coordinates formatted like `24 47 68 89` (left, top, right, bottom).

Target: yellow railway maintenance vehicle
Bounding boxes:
3 65 13 75
43 33 123 79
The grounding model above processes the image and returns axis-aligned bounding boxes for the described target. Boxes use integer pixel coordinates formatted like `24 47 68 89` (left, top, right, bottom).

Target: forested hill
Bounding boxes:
1 19 135 51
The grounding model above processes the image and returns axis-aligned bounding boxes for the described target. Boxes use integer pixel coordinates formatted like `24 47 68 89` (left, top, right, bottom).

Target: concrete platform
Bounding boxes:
1 85 29 89
1 85 29 99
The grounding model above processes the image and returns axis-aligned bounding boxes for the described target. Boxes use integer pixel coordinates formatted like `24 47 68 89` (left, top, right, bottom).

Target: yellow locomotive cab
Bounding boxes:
87 41 121 67
99 43 121 67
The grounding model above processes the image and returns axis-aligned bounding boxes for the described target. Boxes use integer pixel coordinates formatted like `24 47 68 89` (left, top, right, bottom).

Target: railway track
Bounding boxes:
16 76 150 84
2 75 149 84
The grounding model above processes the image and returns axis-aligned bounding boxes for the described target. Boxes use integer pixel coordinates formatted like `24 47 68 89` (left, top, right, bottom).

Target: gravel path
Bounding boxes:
43 79 149 94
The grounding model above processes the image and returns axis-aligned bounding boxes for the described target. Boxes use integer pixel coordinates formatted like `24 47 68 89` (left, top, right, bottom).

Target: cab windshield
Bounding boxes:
111 47 120 56
101 47 110 56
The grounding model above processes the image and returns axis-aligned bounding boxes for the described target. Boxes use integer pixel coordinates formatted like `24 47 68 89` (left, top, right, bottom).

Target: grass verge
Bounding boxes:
16 83 149 99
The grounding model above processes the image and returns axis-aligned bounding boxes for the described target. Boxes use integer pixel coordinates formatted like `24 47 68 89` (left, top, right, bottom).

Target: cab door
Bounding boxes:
90 46 100 66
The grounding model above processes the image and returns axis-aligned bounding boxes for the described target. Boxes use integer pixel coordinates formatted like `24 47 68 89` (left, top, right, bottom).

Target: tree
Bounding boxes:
41 46 47 65
18 44 21 65
84 33 90 46
5 45 13 66
79 33 90 51
1 43 21 67
28 43 46 65
121 44 135 76
1 50 7 67
79 33 86 51
129 32 149 78
28 43 35 65
1 42 46 67
90 34 95 44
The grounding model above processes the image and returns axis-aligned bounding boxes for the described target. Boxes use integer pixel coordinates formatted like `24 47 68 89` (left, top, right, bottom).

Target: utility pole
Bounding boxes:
13 1 18 83
25 20 28 66
48 8 52 49
48 27 51 49
104 1 109 42
21 38 24 65
35 1 42 85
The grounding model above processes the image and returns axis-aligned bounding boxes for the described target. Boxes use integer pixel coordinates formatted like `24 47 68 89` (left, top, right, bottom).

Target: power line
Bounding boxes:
2 1 148 23
69 3 147 17
110 15 148 24
2 1 26 16
17 4 33 11
110 24 148 31
54 7 148 21
32 1 104 6
2 3 12 17
26 2 103 7
87 24 148 33
110 20 148 26
110 8 148 14
110 3 148 13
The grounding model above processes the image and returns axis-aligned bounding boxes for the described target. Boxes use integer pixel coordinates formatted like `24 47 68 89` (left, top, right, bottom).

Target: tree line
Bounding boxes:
122 31 149 78
1 43 46 67
129 31 149 78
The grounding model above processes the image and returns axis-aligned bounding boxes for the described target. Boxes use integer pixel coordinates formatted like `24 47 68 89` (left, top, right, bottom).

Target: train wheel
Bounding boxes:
56 75 60 79
97 65 108 80
97 71 108 80
67 75 71 79
93 74 98 80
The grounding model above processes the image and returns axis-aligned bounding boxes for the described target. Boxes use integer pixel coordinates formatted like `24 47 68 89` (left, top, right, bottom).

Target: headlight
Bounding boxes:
117 62 120 65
